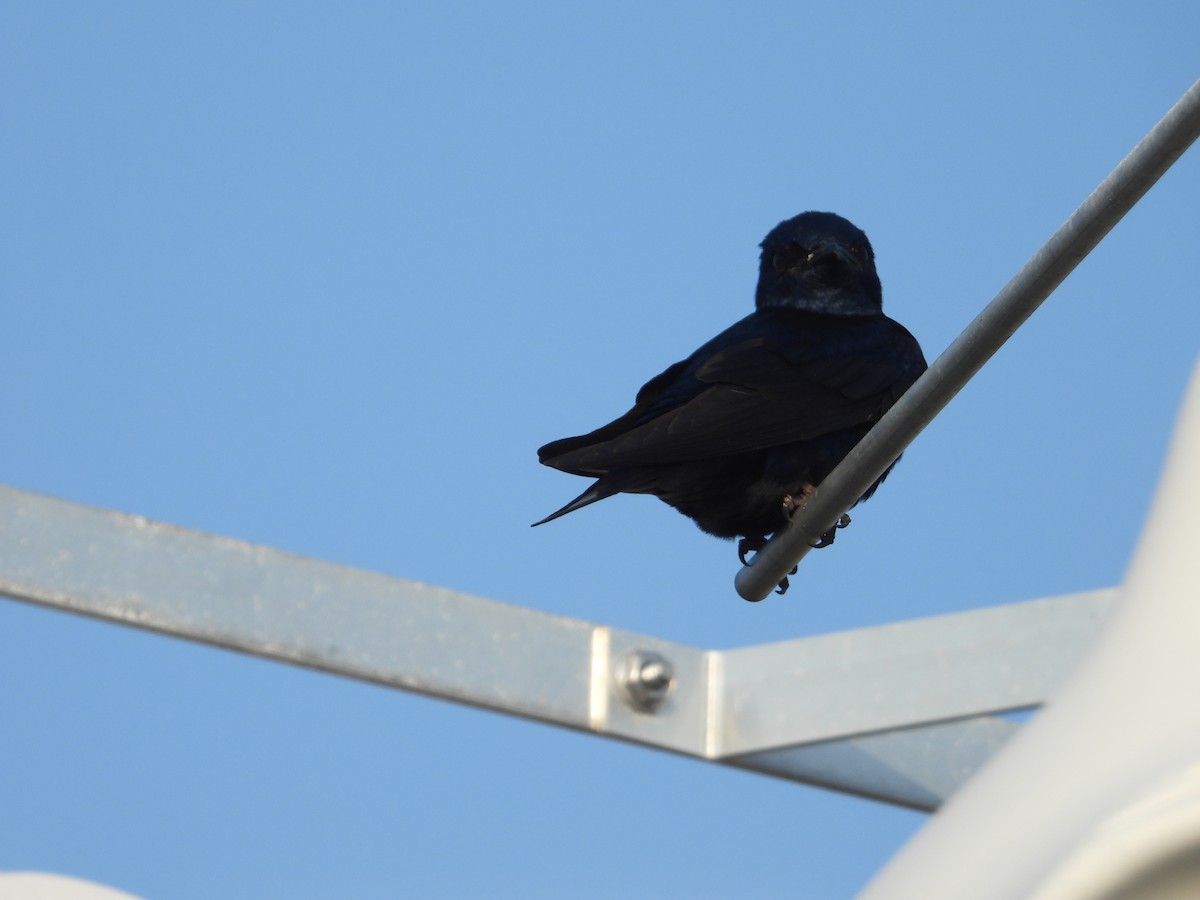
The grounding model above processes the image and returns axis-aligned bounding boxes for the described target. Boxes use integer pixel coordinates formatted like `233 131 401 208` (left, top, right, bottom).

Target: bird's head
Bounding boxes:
755 212 883 315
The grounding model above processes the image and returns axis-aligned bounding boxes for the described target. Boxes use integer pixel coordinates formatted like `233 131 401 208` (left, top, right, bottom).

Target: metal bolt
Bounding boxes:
619 650 675 712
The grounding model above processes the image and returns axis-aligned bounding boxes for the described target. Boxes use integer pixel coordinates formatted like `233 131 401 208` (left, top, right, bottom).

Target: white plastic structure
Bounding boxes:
861 358 1200 899
0 872 143 900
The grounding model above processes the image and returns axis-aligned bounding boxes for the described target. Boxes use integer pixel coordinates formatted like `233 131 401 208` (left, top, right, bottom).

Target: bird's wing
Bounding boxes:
540 317 925 475
535 358 694 464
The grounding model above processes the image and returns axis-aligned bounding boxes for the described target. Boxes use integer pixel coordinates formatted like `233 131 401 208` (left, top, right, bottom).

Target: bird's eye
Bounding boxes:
773 242 808 274
848 242 868 261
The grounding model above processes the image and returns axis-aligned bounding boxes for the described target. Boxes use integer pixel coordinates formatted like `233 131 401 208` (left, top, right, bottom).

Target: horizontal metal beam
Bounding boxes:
0 484 604 730
0 484 1115 810
714 589 1118 756
736 76 1200 601
729 716 1021 812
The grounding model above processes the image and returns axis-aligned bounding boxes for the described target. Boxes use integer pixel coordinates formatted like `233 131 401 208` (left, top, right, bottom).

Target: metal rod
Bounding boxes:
736 78 1200 602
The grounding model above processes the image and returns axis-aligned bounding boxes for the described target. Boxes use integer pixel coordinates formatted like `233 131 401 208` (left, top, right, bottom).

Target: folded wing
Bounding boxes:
539 312 926 476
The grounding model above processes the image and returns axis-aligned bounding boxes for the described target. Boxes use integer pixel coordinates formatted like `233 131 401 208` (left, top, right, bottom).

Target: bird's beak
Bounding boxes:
806 240 855 268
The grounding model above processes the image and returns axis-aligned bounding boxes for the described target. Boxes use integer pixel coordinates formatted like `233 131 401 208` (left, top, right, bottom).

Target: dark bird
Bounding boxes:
533 211 927 593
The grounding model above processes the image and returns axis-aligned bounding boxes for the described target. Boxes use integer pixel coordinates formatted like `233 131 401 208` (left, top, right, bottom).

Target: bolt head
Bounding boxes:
619 650 675 711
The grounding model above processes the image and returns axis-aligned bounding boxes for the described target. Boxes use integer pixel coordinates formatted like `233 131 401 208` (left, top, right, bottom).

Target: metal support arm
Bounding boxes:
0 484 1115 811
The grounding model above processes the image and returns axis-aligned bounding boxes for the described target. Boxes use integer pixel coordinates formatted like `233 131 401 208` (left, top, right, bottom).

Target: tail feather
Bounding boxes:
531 482 615 527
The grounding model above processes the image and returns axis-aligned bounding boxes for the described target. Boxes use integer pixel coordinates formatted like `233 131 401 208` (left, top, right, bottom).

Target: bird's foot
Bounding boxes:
809 513 852 548
739 535 797 595
774 563 800 596
738 535 768 566
782 484 851 549
781 483 817 519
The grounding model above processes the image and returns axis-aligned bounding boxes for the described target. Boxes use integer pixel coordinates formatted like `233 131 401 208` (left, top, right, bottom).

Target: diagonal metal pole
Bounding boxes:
736 78 1200 602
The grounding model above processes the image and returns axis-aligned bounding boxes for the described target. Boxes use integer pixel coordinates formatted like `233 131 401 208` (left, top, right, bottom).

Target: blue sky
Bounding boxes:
2 4 1198 898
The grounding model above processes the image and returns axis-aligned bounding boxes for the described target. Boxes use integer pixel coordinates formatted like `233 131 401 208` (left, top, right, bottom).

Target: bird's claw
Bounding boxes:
809 513 852 549
738 535 767 566
781 484 817 520
745 506 845 590
734 540 792 595
773 564 799 595
739 536 794 594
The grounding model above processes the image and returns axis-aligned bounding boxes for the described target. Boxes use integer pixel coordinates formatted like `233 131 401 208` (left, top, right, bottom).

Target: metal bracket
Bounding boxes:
0 484 1116 811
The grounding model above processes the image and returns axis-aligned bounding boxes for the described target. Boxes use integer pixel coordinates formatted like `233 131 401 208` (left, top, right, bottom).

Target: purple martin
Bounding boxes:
533 212 927 593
